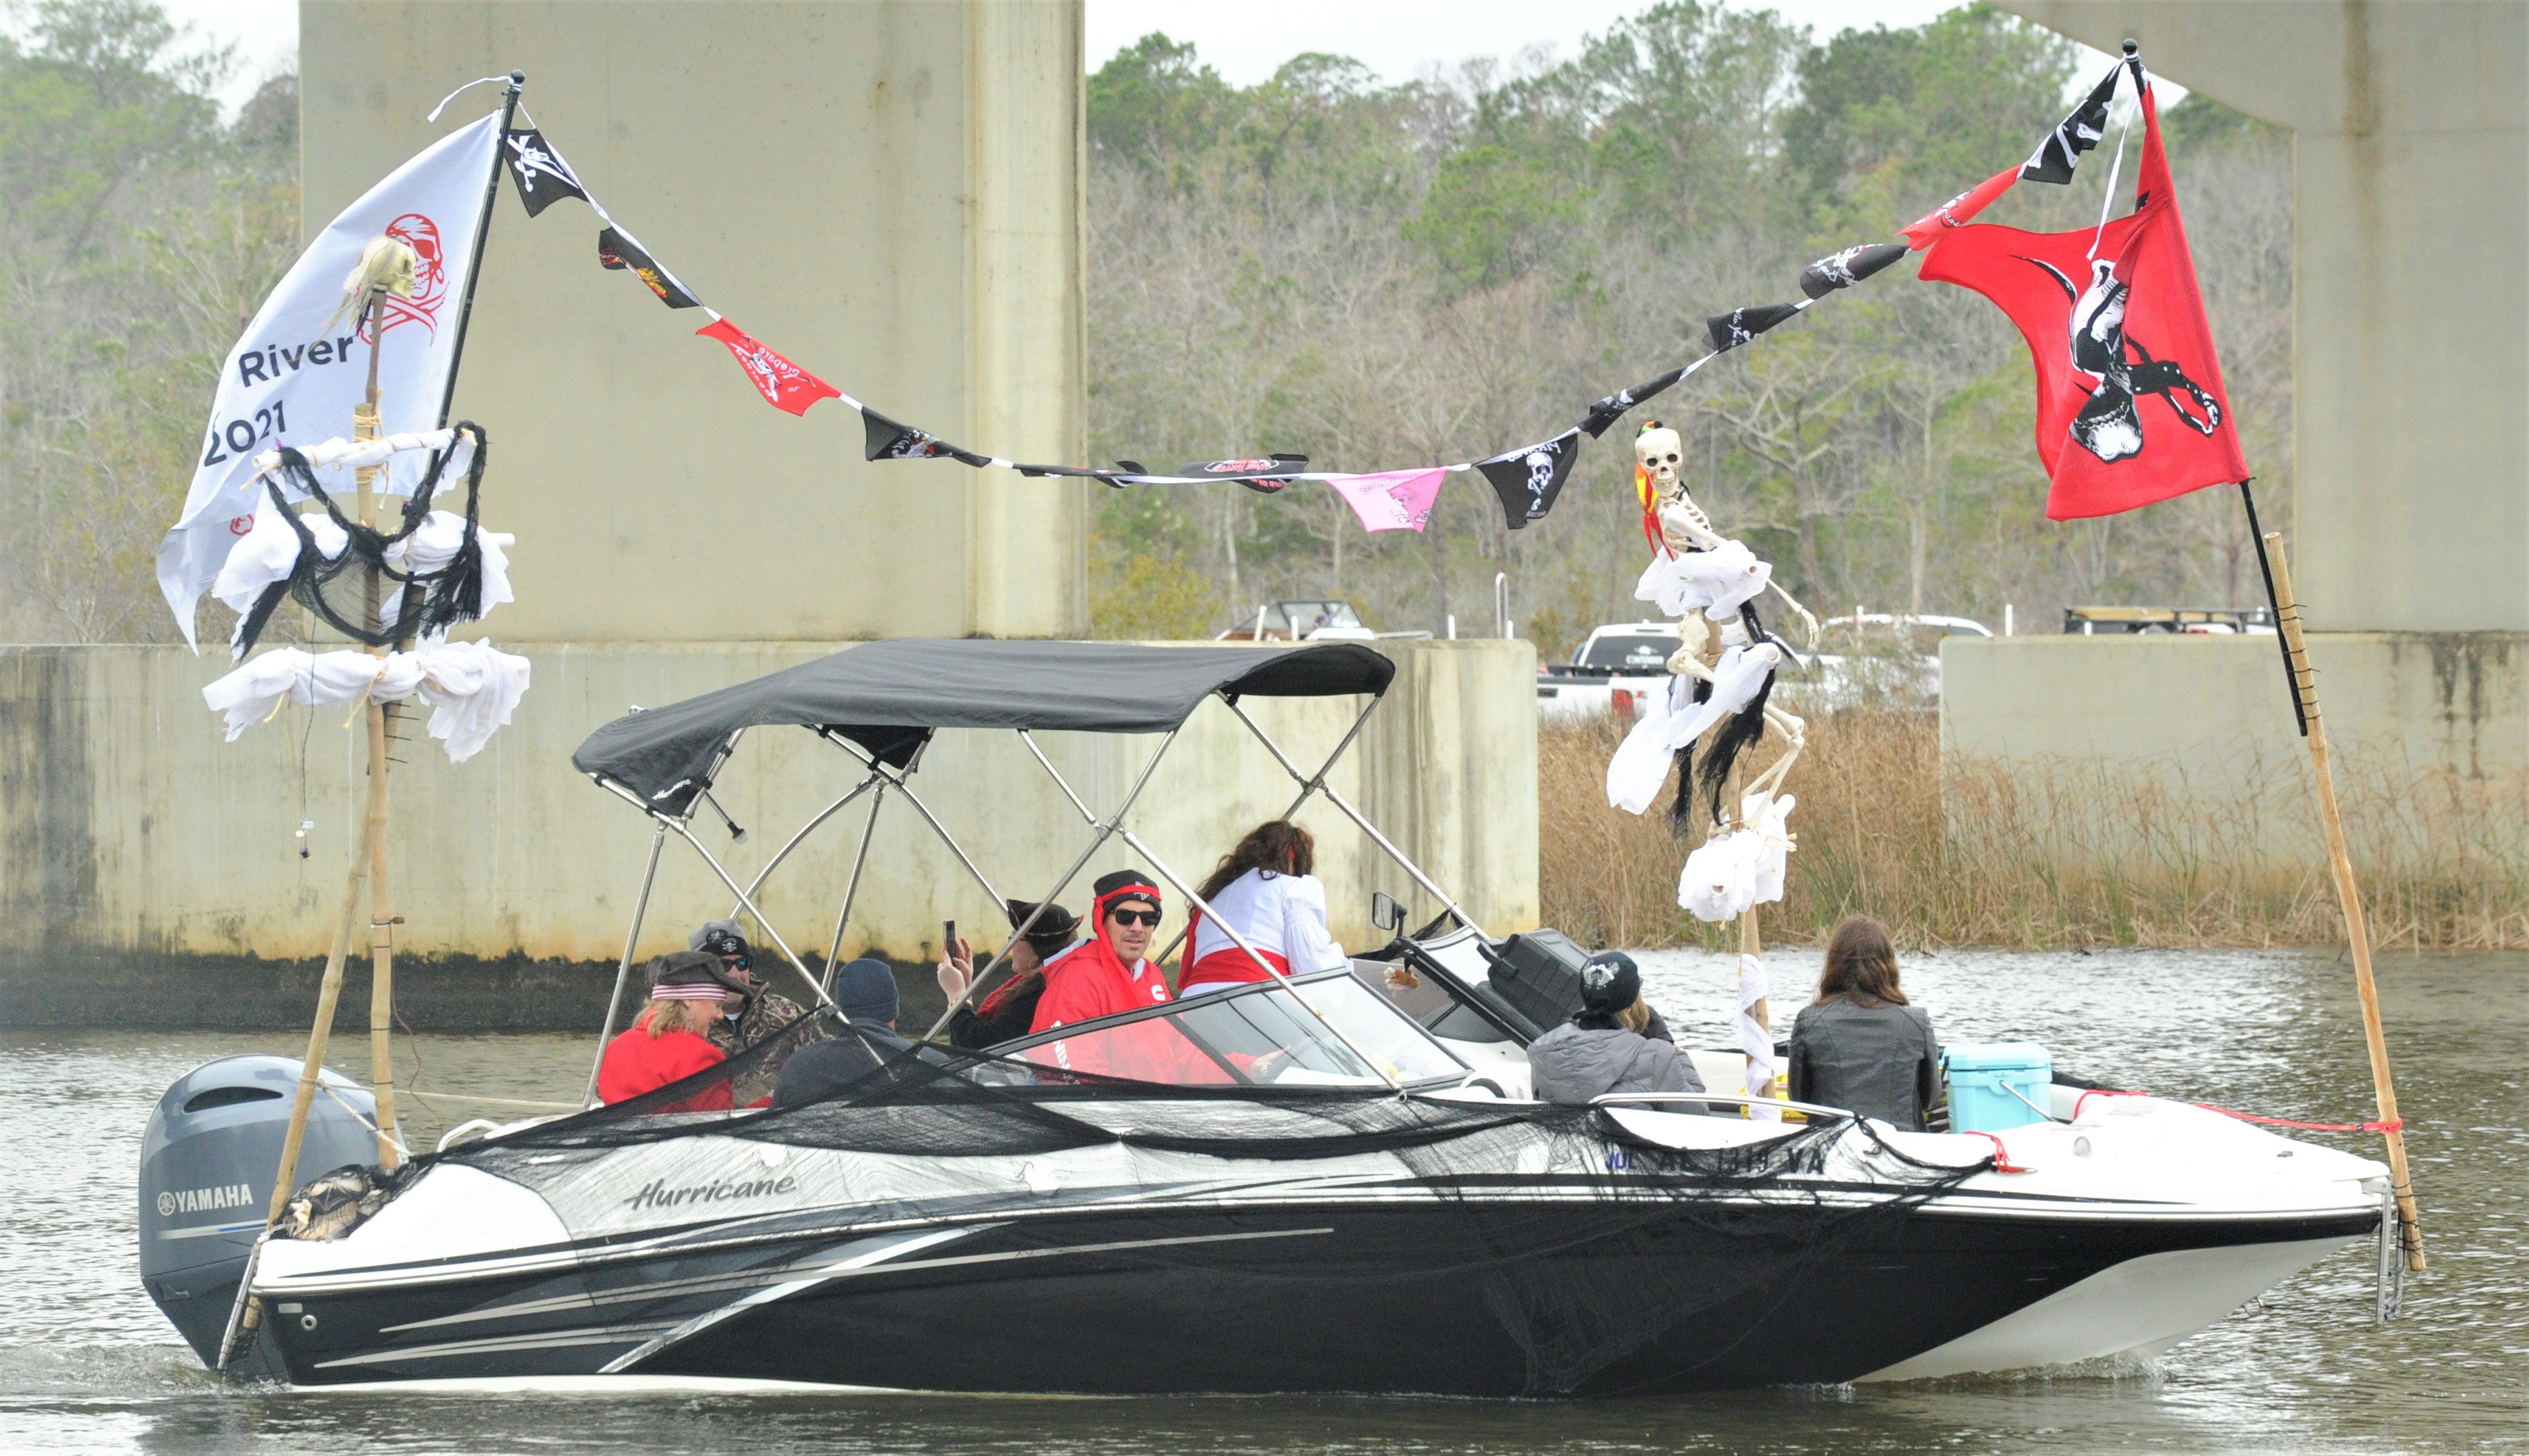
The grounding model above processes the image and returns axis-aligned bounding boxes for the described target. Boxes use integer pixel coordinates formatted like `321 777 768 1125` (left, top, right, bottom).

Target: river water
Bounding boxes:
1 948 2518 1455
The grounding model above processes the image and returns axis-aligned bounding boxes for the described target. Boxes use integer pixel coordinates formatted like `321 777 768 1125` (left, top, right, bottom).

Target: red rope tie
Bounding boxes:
2193 1102 2404 1134
2072 1088 2149 1120
1964 1130 2031 1173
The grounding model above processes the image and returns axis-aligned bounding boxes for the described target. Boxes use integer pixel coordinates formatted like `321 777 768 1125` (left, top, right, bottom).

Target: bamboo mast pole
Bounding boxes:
2261 529 2424 1271
233 289 397 1355
354 298 402 1168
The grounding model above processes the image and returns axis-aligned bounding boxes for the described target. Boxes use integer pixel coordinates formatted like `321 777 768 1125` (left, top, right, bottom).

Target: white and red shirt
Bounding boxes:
1181 870 1349 991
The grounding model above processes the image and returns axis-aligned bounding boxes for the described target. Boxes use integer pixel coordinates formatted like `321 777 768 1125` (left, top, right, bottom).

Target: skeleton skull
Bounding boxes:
1635 422 1683 497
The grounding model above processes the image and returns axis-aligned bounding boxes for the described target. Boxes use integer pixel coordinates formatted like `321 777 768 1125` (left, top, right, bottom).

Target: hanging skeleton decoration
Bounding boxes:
1609 420 1819 836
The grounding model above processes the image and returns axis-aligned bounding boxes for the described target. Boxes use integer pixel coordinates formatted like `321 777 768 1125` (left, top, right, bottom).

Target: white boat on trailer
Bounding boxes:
144 639 2397 1396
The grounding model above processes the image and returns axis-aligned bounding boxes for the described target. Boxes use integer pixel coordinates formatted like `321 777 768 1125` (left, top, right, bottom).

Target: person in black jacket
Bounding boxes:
935 899 1084 1049
1788 917 1941 1130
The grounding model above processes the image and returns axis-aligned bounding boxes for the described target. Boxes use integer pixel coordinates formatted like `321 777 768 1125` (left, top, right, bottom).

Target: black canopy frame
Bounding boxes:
570 640 1477 1100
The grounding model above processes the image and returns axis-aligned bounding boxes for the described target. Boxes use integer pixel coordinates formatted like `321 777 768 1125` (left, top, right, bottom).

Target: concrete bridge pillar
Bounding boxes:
1948 3 2525 827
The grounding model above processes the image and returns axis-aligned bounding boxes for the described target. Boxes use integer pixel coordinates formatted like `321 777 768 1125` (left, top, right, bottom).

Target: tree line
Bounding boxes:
0 1 2287 652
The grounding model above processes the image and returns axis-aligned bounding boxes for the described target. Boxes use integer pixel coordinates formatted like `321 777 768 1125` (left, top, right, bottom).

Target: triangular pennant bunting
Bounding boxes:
860 406 991 466
1581 365 1690 439
2021 63 2122 184
501 128 589 218
1476 432 1581 530
1176 456 1309 494
598 225 702 309
697 318 840 416
1901 167 2020 250
1705 303 1805 353
1799 242 1909 299
1325 468 1445 533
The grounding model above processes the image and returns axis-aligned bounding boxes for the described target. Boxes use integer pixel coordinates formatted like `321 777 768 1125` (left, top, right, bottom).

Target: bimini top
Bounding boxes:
572 638 1395 811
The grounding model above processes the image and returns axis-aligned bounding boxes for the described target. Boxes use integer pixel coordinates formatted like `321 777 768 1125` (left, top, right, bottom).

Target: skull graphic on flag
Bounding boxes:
1476 431 1580 530
697 318 839 416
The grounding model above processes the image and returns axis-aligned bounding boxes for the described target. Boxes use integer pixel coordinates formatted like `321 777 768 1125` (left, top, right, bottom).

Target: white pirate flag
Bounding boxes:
501 127 589 218
157 113 502 649
1476 429 1582 530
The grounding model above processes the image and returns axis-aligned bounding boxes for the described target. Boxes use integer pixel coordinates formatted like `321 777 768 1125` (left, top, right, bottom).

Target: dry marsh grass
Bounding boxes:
1539 710 2529 951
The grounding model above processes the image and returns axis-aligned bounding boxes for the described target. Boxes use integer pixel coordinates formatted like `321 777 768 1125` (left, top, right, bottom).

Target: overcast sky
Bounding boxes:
154 0 1988 118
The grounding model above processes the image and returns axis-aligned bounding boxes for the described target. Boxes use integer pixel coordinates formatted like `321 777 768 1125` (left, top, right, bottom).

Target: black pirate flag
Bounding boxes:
1704 303 1804 353
1476 431 1581 530
1798 241 1908 299
1174 455 1309 493
2021 63 2122 185
860 406 992 467
597 225 703 310
501 128 589 218
1580 365 1690 439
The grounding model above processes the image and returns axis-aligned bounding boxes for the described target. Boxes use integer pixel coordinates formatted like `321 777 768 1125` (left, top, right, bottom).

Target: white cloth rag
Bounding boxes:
1739 950 1780 1120
1678 829 1759 923
212 507 350 657
1605 674 1684 815
382 510 517 627
1633 539 1772 621
1664 642 1781 746
1740 790 1797 904
201 637 529 763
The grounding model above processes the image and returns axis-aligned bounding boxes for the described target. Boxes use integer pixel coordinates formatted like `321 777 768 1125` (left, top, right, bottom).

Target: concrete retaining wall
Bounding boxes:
1940 632 2527 864
0 638 1536 1029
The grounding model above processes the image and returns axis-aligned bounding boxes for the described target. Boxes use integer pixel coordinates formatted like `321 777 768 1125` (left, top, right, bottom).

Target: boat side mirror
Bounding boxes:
1370 892 1405 934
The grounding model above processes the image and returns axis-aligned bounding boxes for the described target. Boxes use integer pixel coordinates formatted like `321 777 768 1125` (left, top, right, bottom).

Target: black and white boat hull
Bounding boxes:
245 1095 2385 1396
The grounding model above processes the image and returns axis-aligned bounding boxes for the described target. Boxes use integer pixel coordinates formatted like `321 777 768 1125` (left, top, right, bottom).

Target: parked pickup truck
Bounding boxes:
1535 622 1682 723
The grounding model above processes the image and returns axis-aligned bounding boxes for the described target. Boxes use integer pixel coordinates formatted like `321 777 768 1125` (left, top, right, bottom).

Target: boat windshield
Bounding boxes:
984 969 1467 1088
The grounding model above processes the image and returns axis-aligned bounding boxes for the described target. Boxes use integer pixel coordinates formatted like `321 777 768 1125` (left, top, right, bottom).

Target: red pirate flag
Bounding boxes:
696 318 840 416
1918 84 2247 520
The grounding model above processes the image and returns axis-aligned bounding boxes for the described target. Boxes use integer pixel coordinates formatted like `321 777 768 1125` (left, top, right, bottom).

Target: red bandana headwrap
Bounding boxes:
1091 874 1162 951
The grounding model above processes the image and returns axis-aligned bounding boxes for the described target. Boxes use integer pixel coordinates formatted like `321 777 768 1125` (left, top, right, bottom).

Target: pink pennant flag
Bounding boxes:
1325 467 1445 533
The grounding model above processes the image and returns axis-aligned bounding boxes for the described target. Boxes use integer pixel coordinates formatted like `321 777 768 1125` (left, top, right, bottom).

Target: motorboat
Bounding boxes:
149 639 2395 1395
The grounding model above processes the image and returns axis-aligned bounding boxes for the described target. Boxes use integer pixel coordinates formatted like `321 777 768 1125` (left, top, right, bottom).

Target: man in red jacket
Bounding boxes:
1030 872 1173 1035
1022 871 1235 1084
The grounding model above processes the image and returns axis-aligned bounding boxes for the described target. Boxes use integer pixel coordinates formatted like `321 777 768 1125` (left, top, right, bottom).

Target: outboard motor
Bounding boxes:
139 1055 380 1367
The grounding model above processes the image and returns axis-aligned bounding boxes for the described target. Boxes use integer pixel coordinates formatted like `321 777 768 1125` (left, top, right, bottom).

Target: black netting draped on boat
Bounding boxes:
438 1013 1989 1395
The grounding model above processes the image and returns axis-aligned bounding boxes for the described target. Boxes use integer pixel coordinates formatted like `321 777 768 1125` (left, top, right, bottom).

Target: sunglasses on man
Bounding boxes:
1106 905 1161 927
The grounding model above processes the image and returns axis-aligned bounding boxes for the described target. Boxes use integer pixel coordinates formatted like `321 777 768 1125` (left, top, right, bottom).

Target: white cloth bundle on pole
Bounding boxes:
1740 791 1797 903
1678 830 1759 922
381 510 516 627
1676 793 1797 922
201 648 384 739
1738 951 1779 1120
1633 539 1772 620
407 638 531 762
201 637 529 762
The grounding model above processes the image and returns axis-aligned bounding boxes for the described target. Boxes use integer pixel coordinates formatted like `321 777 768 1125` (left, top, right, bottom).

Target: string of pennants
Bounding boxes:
494 57 2133 538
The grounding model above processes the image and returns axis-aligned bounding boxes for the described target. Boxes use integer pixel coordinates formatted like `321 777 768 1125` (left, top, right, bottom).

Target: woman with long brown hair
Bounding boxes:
1178 820 1350 995
1788 916 1941 1129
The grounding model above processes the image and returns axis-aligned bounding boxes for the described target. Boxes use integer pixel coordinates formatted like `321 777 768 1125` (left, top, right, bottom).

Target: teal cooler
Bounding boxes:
1943 1042 2054 1132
